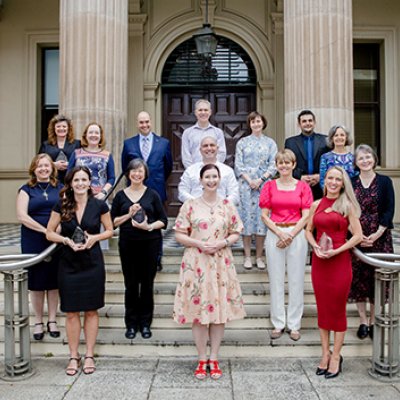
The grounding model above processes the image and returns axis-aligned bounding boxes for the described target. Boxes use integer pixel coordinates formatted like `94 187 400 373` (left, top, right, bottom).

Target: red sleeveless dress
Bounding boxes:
311 197 352 332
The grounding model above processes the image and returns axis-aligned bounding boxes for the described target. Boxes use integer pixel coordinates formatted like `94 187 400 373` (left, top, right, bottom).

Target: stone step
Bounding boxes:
10 326 374 358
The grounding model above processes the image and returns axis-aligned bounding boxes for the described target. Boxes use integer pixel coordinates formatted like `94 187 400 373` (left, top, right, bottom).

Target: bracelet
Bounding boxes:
62 237 69 245
261 176 268 182
225 239 230 247
148 223 154 232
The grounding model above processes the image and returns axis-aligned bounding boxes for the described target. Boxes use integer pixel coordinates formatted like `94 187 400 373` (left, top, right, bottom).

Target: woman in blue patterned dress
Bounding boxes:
234 111 277 270
68 122 115 199
319 125 358 188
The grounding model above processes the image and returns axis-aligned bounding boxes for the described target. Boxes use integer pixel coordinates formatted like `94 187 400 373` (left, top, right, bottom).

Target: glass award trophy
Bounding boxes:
131 208 146 223
71 226 86 244
318 232 333 253
55 151 68 162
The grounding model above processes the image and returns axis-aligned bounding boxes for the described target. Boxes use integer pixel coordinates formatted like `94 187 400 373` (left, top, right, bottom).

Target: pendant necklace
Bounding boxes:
38 182 51 200
200 196 219 215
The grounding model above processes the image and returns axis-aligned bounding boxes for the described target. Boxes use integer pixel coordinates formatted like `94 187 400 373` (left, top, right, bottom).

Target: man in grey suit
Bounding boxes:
284 110 329 199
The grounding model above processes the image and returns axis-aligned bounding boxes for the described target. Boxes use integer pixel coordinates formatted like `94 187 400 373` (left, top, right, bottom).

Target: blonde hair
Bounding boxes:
275 148 296 164
323 166 361 218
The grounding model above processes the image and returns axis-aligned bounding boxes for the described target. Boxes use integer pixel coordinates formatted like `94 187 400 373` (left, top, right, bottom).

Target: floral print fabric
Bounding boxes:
234 134 277 236
173 198 246 325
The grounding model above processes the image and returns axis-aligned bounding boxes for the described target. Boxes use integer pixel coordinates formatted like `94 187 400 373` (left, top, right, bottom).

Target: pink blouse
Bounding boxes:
259 180 313 223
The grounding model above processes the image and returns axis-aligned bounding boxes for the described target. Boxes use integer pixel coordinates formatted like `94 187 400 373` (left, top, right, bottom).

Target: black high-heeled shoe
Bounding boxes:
316 351 331 376
325 355 343 379
316 366 328 376
47 321 60 338
33 322 44 340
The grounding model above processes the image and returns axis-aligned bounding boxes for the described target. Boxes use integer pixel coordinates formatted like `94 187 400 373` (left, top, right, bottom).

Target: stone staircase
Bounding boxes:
0 244 376 359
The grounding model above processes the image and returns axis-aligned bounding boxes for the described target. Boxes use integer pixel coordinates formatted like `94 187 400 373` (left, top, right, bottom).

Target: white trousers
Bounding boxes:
266 227 308 331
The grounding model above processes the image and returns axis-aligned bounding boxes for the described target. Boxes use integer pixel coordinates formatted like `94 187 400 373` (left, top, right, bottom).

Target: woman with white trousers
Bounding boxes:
260 149 313 341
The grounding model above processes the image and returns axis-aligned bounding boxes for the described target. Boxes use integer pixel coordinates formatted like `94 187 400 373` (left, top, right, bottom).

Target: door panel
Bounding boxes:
163 88 256 216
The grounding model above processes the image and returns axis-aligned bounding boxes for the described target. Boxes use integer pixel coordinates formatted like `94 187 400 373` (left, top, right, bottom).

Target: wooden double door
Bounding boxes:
163 87 256 216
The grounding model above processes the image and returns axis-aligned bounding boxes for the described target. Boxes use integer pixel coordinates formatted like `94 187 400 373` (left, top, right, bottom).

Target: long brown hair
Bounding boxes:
59 166 92 221
47 114 75 145
27 154 58 187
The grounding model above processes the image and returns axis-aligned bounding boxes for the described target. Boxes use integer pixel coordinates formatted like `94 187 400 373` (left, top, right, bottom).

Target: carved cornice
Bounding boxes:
271 12 283 35
129 14 147 35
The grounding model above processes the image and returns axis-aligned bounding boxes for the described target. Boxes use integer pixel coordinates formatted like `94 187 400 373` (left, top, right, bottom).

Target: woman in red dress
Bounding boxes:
305 166 362 379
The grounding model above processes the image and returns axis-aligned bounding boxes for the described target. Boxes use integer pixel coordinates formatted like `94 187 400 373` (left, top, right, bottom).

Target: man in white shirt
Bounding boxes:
178 136 239 205
181 99 226 169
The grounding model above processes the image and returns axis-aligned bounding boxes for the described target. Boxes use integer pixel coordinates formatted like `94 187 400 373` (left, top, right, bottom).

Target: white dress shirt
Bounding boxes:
181 123 226 168
178 161 239 205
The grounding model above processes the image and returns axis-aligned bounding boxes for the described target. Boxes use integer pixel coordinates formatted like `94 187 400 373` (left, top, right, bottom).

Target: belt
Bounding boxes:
275 222 297 227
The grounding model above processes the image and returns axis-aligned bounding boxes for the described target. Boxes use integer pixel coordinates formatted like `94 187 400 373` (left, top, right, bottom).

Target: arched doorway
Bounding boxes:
162 36 257 216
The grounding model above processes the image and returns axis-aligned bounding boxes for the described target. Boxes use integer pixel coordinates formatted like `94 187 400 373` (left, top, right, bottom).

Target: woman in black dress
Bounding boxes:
39 114 80 182
349 144 395 340
16 154 63 340
111 158 168 340
47 166 113 376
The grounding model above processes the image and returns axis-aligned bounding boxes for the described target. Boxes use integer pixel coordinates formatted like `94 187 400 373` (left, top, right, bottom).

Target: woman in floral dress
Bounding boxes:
349 144 395 340
173 164 245 380
234 111 277 270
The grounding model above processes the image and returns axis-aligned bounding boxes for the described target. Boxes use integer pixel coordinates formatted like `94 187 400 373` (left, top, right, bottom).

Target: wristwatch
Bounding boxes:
101 189 108 196
261 176 268 182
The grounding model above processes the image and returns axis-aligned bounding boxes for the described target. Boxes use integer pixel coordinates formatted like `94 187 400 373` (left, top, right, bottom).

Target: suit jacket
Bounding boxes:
284 133 329 199
121 133 173 202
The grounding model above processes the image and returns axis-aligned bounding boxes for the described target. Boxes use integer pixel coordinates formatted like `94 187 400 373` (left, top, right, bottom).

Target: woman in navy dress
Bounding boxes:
349 144 395 340
16 154 63 340
46 166 113 376
39 114 80 182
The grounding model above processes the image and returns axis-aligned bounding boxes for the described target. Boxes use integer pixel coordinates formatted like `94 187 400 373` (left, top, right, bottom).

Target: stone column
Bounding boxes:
59 0 128 172
271 3 285 147
284 0 353 136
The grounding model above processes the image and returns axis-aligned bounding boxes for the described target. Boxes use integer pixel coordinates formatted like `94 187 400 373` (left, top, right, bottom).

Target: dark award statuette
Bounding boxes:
131 208 146 224
71 226 86 244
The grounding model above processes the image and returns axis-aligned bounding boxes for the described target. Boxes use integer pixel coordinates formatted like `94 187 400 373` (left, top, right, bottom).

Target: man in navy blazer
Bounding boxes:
121 111 172 271
284 110 330 199
121 111 173 203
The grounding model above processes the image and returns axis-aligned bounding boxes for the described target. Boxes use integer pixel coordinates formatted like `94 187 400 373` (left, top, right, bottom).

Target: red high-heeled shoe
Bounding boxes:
208 359 222 380
194 360 208 380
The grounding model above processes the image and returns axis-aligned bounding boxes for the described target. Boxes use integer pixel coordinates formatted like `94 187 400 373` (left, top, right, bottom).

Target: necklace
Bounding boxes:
200 196 219 215
38 182 51 200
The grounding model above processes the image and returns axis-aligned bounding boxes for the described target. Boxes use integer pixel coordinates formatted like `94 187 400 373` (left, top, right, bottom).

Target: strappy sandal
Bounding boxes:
194 360 208 380
83 355 96 375
66 356 81 376
208 359 222 380
33 322 44 341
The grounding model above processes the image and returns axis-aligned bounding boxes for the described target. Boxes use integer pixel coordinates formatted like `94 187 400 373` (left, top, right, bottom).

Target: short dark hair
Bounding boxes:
125 158 149 180
297 109 316 123
247 111 268 131
200 163 220 179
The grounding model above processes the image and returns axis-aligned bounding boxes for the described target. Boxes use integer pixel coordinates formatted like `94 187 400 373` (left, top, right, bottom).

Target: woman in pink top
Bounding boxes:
260 149 313 341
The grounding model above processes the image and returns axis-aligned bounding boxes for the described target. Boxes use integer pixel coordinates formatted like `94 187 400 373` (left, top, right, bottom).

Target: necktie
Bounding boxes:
307 137 313 175
142 137 150 161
